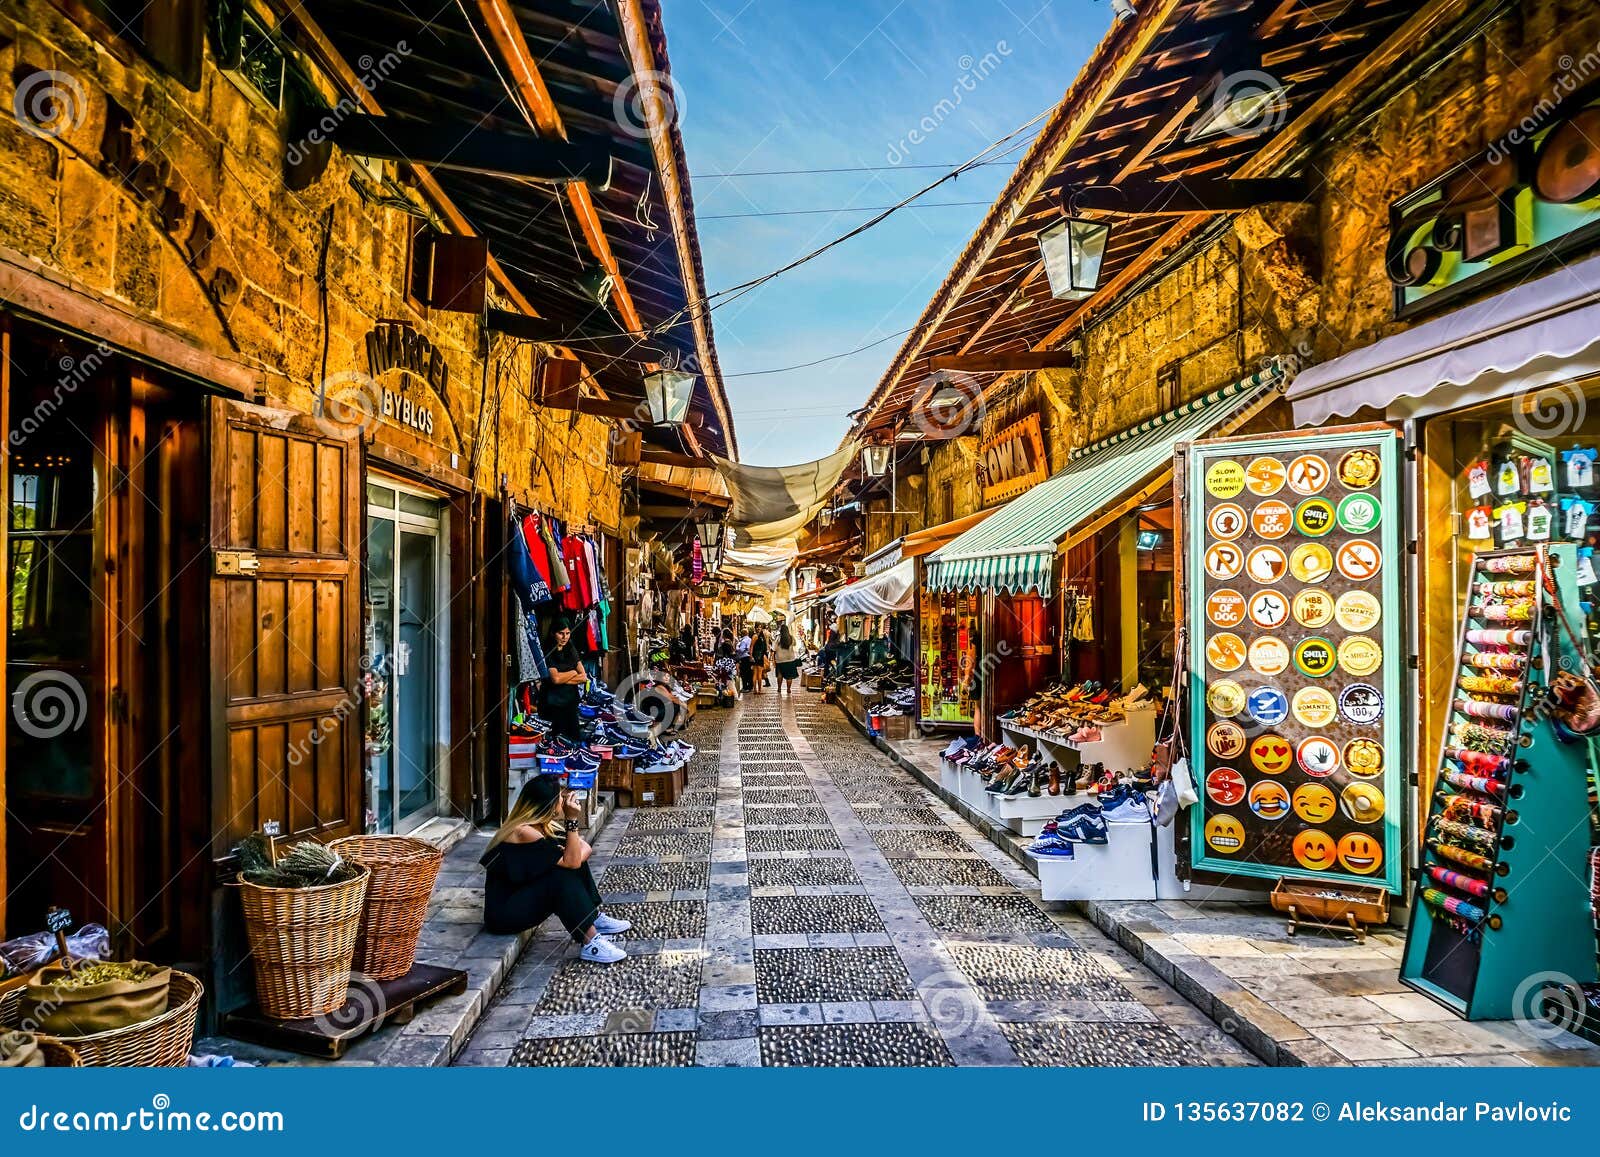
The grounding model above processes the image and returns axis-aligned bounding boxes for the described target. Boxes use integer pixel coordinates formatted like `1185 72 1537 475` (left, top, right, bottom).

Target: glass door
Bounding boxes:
365 478 448 833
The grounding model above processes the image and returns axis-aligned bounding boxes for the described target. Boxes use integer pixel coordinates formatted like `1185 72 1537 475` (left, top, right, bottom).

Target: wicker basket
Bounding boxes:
0 970 201 1067
37 1036 83 1067
328 835 443 980
239 867 370 1019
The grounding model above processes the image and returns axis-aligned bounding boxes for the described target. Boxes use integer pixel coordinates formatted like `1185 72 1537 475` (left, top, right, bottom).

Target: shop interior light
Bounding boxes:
1186 76 1290 142
643 367 697 426
1136 528 1162 551
862 443 892 477
1038 215 1112 302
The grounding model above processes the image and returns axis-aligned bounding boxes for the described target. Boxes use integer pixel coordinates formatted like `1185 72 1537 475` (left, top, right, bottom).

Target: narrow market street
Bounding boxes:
454 694 1252 1068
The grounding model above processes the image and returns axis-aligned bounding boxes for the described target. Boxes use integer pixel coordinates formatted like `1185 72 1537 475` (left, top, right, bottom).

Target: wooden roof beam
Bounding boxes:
472 0 647 337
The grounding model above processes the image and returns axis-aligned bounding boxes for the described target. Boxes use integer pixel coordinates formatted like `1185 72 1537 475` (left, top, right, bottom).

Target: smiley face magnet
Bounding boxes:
1292 828 1338 871
1248 733 1294 775
1248 779 1291 822
1205 814 1246 855
1292 783 1338 825
1337 831 1383 875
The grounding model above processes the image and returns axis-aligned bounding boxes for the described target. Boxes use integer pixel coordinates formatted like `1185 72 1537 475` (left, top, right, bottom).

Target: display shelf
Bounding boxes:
1400 545 1600 1019
1000 706 1155 775
1032 820 1161 901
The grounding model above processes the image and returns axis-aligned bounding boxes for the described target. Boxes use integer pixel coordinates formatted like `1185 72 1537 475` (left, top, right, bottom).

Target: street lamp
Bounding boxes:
696 515 724 553
643 367 696 426
861 443 892 477
1038 215 1112 302
700 533 723 574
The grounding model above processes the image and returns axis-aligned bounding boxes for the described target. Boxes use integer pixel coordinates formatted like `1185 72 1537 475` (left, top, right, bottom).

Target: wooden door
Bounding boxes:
208 398 362 858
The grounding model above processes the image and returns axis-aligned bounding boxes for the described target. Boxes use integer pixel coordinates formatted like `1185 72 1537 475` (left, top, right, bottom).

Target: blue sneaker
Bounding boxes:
1028 833 1076 858
1056 809 1108 845
1055 801 1103 820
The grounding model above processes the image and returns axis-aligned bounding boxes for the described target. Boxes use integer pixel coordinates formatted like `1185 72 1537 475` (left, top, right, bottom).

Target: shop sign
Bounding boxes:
1185 426 1403 893
977 414 1048 505
1388 89 1600 317
365 322 447 437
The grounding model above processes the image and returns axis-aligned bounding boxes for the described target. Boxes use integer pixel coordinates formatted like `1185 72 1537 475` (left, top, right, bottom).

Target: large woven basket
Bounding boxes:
0 970 201 1067
38 1036 83 1067
328 835 443 979
239 867 370 1019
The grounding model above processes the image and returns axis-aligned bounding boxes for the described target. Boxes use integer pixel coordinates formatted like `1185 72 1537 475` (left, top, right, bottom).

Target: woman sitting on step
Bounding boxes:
480 776 632 964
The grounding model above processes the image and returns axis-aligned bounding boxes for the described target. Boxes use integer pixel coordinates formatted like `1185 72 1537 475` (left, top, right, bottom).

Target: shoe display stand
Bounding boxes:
1031 819 1162 901
999 706 1156 779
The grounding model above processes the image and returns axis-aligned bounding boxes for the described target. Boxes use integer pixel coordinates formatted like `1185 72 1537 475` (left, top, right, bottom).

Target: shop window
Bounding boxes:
1156 360 1180 412
234 11 287 108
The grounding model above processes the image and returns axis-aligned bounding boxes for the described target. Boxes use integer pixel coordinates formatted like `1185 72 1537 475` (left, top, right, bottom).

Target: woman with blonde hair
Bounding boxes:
479 775 631 963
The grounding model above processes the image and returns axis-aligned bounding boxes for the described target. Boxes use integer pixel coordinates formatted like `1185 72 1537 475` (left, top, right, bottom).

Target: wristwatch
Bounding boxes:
564 819 581 832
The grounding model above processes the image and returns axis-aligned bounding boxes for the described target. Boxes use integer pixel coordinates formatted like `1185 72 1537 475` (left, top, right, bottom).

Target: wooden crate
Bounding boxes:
597 757 635 796
877 714 912 741
632 765 685 808
802 671 825 690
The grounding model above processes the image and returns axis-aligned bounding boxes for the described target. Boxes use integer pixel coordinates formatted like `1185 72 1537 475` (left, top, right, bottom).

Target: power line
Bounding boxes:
722 328 915 377
701 200 995 220
693 160 1017 177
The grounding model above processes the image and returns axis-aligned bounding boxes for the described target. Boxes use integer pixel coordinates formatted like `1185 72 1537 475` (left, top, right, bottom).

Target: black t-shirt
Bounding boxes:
544 640 583 707
480 839 564 934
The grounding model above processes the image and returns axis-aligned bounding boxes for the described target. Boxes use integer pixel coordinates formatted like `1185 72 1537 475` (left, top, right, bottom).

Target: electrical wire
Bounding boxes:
721 329 915 377
700 200 995 220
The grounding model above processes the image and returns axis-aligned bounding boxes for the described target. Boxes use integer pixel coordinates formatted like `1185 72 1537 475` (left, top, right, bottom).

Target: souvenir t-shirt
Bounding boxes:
1564 448 1597 489
1563 497 1593 540
1579 548 1599 588
1496 459 1521 496
1526 455 1554 494
1466 505 1494 540
1466 460 1491 499
1526 499 1553 541
1494 501 1526 543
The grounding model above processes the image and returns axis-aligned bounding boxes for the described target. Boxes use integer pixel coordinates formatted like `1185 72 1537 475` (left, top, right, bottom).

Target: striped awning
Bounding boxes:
925 362 1287 597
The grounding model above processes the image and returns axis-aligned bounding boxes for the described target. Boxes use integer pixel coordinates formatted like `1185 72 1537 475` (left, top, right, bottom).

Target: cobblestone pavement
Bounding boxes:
456 693 1255 1067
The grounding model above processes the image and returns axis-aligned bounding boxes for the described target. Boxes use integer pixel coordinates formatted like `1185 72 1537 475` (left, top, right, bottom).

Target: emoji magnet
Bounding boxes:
1205 814 1246 855
1336 831 1383 875
1248 733 1294 775
1292 783 1338 825
1248 779 1291 821
1292 828 1338 871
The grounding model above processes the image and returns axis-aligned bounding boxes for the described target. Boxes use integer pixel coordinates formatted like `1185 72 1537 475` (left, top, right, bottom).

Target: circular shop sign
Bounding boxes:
1206 766 1247 806
1248 636 1290 677
1293 637 1338 678
1343 737 1384 778
1295 497 1337 537
1207 720 1247 759
1338 447 1382 490
1206 460 1246 499
1287 454 1330 495
1248 589 1291 629
1336 538 1383 581
1207 588 1248 629
1334 590 1382 632
1337 492 1383 535
1292 587 1335 629
1245 457 1287 496
1247 686 1290 727
1204 541 1245 580
1292 686 1338 728
1205 632 1246 672
1297 735 1341 778
1245 545 1289 585
1338 683 1384 725
1207 679 1246 718
1338 635 1384 677
1208 503 1248 541
1290 542 1335 584
1251 500 1294 540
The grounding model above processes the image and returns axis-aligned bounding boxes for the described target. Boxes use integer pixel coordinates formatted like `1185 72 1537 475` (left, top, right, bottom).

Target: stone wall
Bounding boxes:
0 2 620 524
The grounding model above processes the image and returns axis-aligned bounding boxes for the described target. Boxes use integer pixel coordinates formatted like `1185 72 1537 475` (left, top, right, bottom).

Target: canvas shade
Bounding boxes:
925 362 1287 597
829 558 916 615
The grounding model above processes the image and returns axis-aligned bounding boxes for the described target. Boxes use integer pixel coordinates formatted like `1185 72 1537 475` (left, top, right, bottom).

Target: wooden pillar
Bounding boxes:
0 317 9 935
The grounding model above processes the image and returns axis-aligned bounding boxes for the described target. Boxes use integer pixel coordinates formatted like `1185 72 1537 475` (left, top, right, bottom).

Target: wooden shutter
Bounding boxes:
208 397 363 857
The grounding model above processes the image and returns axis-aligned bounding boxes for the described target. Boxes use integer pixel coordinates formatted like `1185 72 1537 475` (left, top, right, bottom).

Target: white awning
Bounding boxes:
828 558 915 615
1285 252 1600 426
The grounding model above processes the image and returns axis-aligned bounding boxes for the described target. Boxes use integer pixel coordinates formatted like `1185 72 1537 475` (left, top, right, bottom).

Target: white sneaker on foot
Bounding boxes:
592 911 632 935
580 936 627 964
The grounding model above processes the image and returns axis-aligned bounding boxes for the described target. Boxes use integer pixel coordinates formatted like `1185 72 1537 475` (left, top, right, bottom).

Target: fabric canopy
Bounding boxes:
713 444 858 545
746 606 773 624
926 362 1287 597
1285 251 1600 426
902 509 994 559
721 541 798 588
829 558 916 615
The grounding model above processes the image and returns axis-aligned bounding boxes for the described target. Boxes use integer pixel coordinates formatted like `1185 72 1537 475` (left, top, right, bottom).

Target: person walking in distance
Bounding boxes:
774 622 803 695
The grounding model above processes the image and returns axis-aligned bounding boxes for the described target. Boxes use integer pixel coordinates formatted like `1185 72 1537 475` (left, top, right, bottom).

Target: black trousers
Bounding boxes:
486 862 604 942
544 696 581 741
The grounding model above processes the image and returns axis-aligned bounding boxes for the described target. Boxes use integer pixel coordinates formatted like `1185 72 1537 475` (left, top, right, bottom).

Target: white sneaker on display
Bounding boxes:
592 912 632 935
580 936 627 964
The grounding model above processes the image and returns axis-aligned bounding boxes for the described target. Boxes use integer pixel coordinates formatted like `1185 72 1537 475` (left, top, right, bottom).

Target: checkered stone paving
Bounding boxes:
455 696 1250 1069
751 895 885 935
747 856 861 887
613 832 713 859
510 1033 698 1067
914 894 1061 937
1000 1022 1205 1067
596 901 706 940
599 862 710 894
742 806 832 827
745 827 844 853
741 787 820 805
534 951 703 1014
624 807 715 832
871 828 973 855
759 1023 953 1067
947 944 1133 1003
853 806 948 827
754 947 918 1003
887 857 1012 888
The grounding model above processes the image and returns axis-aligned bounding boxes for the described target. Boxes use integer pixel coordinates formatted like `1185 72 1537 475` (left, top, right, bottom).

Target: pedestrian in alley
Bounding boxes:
479 776 632 964
736 628 754 692
713 636 739 704
539 618 588 741
774 622 803 695
751 625 770 692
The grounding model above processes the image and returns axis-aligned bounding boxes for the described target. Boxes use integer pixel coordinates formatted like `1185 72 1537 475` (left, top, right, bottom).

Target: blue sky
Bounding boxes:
667 0 1107 465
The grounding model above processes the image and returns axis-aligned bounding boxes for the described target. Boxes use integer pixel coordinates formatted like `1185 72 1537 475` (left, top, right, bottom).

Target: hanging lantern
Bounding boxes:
643 367 696 426
1038 215 1112 302
861 443 892 477
800 566 818 590
819 507 834 528
700 535 723 574
696 515 724 551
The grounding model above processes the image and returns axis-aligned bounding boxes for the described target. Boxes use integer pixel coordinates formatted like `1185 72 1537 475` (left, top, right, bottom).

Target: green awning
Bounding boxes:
925 362 1286 597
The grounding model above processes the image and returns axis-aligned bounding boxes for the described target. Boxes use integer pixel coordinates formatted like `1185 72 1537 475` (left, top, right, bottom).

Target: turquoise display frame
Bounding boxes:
1185 426 1405 894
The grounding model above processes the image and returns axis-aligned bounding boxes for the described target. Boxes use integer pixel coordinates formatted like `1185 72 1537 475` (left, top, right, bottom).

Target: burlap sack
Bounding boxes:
21 963 172 1037
0 1030 43 1067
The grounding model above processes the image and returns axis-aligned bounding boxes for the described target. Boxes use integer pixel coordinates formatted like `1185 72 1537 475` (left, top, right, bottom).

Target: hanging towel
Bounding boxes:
508 516 552 611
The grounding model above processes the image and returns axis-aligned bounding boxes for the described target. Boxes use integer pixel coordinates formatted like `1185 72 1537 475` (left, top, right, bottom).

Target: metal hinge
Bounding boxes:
213 550 261 576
